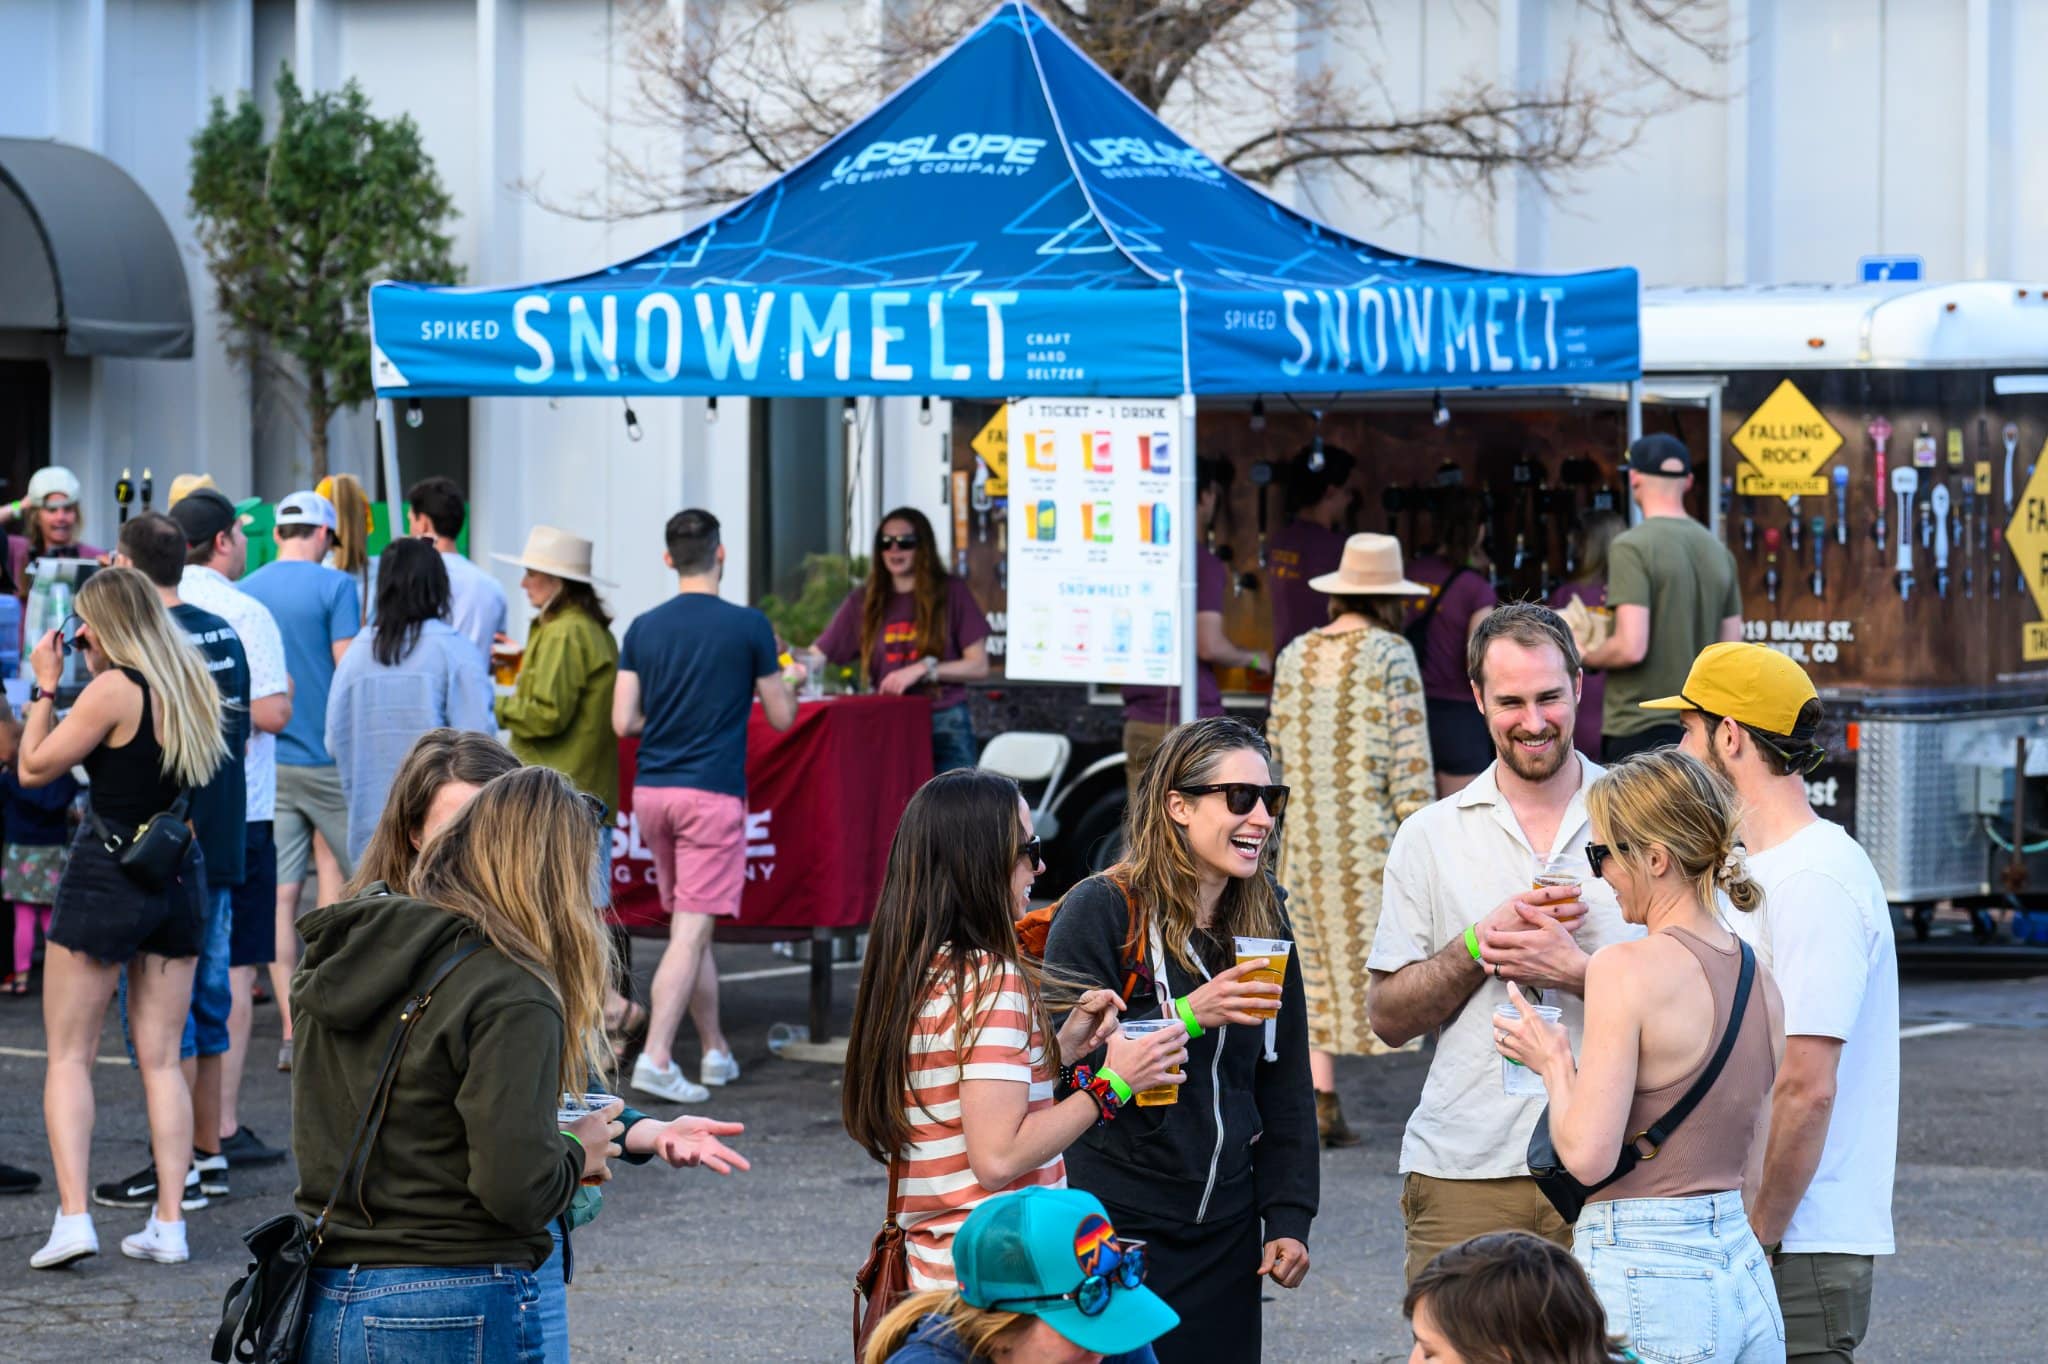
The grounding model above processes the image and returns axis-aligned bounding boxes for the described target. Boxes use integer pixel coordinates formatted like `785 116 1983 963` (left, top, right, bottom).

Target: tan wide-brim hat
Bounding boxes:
1307 533 1428 596
492 525 614 586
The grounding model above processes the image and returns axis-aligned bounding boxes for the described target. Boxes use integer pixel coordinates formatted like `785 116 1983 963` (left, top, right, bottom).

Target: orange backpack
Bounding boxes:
1015 870 1152 1004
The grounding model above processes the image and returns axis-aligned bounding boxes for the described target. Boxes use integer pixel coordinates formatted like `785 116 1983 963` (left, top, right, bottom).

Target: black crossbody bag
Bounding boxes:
91 791 194 892
211 940 483 1364
1527 939 1756 1224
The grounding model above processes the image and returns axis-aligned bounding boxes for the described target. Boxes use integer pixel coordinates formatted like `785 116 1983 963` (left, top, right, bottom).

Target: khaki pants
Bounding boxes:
1400 1172 1572 1283
1122 721 1171 802
1775 1252 1875 1363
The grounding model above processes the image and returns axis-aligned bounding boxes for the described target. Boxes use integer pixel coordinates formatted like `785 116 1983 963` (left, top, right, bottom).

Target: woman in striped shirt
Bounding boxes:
845 769 1188 1290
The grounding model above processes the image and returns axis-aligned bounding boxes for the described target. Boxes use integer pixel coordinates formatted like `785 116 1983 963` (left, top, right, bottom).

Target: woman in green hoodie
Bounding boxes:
291 766 621 1363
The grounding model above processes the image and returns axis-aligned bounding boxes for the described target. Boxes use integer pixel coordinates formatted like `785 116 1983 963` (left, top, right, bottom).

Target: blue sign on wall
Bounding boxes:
1859 255 1924 282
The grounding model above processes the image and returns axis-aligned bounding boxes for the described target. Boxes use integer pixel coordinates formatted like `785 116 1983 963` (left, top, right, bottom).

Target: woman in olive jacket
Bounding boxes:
1043 716 1319 1363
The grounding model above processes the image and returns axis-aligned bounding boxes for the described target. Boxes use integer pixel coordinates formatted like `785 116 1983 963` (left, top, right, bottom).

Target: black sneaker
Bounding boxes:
219 1125 287 1168
195 1151 230 1197
0 1161 40 1196
92 1162 207 1210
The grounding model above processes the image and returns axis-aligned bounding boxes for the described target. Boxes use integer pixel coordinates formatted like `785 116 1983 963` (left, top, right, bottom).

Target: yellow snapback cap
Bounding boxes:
1639 642 1817 737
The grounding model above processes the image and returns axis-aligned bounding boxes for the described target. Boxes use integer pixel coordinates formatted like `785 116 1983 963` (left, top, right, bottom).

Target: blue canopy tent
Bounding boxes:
368 0 1640 717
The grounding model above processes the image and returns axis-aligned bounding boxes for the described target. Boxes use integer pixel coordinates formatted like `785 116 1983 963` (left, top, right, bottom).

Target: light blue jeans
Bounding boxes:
1575 1191 1786 1364
301 1264 544 1363
537 1221 571 1364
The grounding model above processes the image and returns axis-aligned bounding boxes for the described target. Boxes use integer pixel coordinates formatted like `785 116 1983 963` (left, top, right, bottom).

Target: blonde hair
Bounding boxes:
1586 749 1762 914
864 1290 1028 1364
75 566 227 790
321 473 373 580
407 766 616 1091
344 729 522 898
1118 716 1284 972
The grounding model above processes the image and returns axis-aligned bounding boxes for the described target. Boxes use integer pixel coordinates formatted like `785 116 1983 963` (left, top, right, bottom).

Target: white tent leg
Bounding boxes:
377 398 405 546
1178 391 1198 725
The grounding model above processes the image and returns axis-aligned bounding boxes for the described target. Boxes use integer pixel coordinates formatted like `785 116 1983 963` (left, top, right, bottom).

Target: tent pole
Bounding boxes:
376 398 404 547
1626 380 1644 526
1178 390 1198 725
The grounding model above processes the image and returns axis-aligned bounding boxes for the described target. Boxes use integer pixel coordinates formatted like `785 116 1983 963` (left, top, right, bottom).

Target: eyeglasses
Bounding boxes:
580 792 611 829
1584 842 1631 878
988 1239 1148 1317
1176 783 1289 819
1017 836 1043 869
877 534 919 551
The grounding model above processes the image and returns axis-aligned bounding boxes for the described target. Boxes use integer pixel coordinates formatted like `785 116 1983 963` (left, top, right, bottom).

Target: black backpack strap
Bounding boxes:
1633 940 1756 1158
309 939 485 1245
1414 565 1470 630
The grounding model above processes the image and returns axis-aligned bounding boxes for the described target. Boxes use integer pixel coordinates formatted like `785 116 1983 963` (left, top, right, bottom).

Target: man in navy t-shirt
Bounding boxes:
615 509 796 1104
103 514 251 1209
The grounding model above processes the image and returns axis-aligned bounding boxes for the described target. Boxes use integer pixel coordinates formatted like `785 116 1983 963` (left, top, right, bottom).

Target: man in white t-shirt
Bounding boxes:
1650 642 1899 1363
406 477 507 664
1368 603 1642 1282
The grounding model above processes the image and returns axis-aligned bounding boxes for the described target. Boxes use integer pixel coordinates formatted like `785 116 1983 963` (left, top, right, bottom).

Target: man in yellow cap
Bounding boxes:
1647 642 1898 1363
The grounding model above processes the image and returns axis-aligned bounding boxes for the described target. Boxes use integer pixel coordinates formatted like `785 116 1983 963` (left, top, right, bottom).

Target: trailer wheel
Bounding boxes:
1911 904 1934 941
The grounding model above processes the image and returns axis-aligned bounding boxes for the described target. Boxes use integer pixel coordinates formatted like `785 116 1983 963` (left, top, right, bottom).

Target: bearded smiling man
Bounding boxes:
1365 602 1644 1282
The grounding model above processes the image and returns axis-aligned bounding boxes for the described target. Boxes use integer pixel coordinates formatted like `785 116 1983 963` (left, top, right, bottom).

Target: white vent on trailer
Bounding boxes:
1643 282 2048 372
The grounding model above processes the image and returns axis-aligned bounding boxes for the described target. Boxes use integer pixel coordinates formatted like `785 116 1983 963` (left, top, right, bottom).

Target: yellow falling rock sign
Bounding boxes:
2008 438 2048 660
972 406 1008 497
1731 380 1841 500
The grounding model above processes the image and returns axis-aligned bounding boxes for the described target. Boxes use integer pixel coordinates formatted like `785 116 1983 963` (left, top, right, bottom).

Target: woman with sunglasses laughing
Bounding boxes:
813 507 991 773
1043 716 1318 1363
844 770 1187 1297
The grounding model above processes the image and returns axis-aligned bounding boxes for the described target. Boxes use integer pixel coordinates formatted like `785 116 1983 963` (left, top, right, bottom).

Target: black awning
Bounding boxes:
0 137 193 360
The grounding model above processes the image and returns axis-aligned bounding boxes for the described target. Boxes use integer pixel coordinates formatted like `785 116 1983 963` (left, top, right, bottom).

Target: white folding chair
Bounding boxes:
977 731 1072 840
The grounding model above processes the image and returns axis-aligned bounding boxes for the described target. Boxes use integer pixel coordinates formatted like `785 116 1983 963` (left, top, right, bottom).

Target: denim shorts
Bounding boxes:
228 821 277 967
301 1264 543 1364
1575 1191 1786 1364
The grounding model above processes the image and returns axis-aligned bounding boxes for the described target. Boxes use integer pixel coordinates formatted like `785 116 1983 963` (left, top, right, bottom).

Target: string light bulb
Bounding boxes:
919 396 933 426
623 402 643 442
1432 391 1451 427
404 399 424 429
706 395 719 424
842 397 858 427
1308 409 1325 471
1249 396 1266 432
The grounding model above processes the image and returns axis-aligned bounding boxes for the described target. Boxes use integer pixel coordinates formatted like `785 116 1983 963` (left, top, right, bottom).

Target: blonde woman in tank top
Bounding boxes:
1495 748 1789 1364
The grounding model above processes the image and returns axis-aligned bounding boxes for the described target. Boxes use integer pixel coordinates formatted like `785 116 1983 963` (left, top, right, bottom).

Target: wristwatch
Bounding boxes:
28 684 51 705
922 655 940 685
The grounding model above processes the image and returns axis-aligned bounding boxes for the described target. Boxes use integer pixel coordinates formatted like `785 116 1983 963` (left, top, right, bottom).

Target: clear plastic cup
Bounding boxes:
1231 936 1293 1020
1494 1002 1564 1097
1533 852 1579 894
1117 1019 1183 1107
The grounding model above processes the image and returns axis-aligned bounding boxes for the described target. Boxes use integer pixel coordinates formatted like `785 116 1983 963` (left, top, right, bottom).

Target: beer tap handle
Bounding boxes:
1993 526 2005 599
115 468 134 525
139 468 154 512
1832 467 1849 547
1810 517 1826 598
1787 497 1803 554
1931 485 1951 599
1741 494 1756 553
1763 527 1781 606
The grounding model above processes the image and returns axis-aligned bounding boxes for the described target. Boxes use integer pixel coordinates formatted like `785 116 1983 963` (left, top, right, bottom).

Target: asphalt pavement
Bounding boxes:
0 947 2042 1362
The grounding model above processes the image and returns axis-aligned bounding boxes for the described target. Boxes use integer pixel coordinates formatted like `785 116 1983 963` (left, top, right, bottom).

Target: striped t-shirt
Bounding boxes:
895 950 1066 1289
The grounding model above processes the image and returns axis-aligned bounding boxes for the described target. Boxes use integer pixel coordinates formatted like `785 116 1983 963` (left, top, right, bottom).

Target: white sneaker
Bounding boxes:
631 1053 709 1104
120 1214 189 1264
30 1211 98 1269
700 1048 741 1087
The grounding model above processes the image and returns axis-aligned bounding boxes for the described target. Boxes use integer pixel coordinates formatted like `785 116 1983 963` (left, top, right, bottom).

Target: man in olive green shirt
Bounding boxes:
1580 434 1743 762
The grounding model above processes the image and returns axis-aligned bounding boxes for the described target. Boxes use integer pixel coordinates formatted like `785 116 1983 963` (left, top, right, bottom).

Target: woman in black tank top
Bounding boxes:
14 567 224 1270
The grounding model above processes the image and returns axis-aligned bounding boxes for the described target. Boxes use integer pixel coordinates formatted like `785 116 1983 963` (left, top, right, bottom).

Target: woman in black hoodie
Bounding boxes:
289 766 621 1364
1043 716 1319 1362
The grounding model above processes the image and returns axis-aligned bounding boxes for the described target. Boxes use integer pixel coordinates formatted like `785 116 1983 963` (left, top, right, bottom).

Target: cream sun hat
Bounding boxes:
1306 533 1428 596
492 525 614 586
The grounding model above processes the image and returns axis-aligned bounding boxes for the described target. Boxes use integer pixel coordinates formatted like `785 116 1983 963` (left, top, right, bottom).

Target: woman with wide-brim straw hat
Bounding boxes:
491 528 643 1055
1265 533 1437 1147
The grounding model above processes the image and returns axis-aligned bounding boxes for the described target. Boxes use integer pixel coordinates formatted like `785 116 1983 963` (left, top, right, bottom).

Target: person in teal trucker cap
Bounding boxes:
868 1187 1180 1364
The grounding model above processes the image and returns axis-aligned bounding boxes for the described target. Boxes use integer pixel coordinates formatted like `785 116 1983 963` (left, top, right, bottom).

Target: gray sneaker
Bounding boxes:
631 1054 709 1104
277 1039 293 1073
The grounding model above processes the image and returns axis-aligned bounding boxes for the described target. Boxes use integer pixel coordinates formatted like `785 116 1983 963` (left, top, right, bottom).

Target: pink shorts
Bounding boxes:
636 786 747 919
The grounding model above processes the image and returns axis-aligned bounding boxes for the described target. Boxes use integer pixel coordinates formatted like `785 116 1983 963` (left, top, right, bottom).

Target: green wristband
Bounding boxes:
1097 1068 1134 1104
1175 995 1204 1039
561 1131 584 1151
1465 923 1484 963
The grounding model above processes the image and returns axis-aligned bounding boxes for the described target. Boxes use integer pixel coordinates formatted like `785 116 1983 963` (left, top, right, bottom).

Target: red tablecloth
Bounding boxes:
609 695 933 934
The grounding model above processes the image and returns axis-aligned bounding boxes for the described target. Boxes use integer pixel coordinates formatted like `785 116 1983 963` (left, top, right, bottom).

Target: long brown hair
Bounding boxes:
1587 748 1763 914
864 1291 1027 1364
843 769 1054 1163
1117 716 1285 974
1404 1232 1633 1364
541 576 614 631
408 766 615 1092
346 729 522 896
859 507 949 685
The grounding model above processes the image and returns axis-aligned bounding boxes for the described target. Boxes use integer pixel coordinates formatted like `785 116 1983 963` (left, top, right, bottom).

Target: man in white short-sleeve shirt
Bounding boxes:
1656 642 1897 1363
406 476 507 664
1369 603 1641 1283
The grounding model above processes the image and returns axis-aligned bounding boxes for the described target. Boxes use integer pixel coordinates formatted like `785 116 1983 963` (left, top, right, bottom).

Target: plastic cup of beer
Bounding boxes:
491 638 524 687
1118 1019 1183 1107
1232 937 1293 1020
1533 853 1579 895
556 1092 620 1184
1495 1002 1564 1097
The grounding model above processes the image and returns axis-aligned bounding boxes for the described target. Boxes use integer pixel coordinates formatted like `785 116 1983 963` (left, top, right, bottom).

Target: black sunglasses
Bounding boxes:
1695 703 1828 777
59 613 87 656
1017 836 1043 869
989 1240 1148 1317
1177 783 1289 819
877 534 919 551
580 792 611 828
1584 841 1631 878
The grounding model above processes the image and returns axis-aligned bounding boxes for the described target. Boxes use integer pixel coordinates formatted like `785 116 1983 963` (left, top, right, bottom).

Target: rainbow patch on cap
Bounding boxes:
1073 1213 1116 1274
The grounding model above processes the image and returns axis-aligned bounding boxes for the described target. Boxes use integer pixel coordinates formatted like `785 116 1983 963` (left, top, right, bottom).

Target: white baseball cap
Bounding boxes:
26 466 80 507
274 490 339 529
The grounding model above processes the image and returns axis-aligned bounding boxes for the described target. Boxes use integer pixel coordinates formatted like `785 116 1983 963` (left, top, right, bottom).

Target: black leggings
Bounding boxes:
1094 1199 1265 1363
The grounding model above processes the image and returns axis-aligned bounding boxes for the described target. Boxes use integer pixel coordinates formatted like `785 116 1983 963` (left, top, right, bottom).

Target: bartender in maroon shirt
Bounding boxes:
1265 443 1357 658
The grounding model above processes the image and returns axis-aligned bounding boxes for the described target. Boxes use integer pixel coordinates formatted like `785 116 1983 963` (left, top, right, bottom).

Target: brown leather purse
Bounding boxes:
852 1157 908 1361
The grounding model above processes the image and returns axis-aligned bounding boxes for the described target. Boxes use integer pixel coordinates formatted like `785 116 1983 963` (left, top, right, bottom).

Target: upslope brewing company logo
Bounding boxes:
825 131 1047 189
1075 136 1223 185
614 809 779 889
